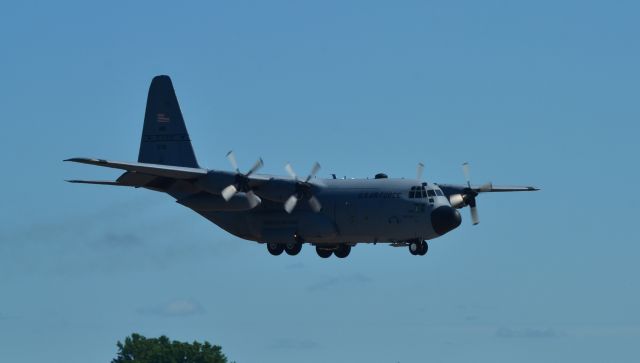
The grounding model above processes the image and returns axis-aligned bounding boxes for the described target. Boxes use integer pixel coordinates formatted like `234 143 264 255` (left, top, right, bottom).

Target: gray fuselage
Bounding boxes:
196 177 460 245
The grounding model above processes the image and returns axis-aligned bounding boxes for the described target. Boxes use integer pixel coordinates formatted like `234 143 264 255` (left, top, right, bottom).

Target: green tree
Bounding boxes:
112 333 229 363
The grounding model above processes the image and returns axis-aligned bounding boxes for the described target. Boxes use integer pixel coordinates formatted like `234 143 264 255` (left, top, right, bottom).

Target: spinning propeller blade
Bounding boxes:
284 195 298 214
308 196 322 212
285 163 297 180
283 162 322 213
305 162 321 182
417 162 425 180
245 191 261 209
463 162 471 188
221 184 238 201
460 162 491 226
220 151 263 207
478 182 493 193
470 203 480 225
226 150 239 172
247 158 264 176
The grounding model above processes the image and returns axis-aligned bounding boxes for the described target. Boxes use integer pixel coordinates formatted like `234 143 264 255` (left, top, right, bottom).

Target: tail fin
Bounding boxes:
138 75 200 168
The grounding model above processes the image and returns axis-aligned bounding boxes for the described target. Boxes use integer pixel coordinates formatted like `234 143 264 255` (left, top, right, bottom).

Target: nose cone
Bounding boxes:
431 206 462 235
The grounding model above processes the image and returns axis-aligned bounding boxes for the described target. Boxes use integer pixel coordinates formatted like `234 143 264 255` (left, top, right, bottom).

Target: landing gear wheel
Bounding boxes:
418 240 428 256
334 245 351 258
285 242 302 256
267 243 284 256
316 246 333 258
409 241 420 255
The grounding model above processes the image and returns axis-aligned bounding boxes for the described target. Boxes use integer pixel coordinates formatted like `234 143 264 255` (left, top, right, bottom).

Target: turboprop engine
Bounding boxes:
448 193 467 208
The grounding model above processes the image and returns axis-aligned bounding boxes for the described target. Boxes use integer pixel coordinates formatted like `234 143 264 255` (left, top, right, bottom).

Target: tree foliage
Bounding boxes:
112 333 228 363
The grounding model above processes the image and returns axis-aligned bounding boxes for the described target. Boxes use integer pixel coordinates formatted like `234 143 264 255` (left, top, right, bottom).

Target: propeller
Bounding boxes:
417 162 425 180
461 162 492 225
220 151 263 208
283 162 322 213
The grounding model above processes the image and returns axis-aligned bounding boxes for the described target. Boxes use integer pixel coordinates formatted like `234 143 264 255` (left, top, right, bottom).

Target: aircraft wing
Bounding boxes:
473 185 539 192
66 157 308 200
64 157 277 193
438 183 539 195
64 157 207 179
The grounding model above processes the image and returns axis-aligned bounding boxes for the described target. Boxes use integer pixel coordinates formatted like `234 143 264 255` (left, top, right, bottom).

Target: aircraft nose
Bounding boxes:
431 206 462 235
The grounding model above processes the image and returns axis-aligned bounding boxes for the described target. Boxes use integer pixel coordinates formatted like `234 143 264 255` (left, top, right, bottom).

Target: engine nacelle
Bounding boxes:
254 179 297 203
448 194 467 208
177 192 260 212
193 171 236 194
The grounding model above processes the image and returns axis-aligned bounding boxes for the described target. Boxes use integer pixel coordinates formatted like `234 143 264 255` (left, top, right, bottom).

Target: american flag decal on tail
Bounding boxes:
157 113 171 123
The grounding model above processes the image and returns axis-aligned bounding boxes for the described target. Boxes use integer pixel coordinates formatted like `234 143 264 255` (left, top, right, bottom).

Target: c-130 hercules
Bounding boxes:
66 76 538 258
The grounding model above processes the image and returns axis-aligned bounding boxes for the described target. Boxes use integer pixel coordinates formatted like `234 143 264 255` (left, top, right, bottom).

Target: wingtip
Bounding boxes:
64 157 109 164
64 157 90 163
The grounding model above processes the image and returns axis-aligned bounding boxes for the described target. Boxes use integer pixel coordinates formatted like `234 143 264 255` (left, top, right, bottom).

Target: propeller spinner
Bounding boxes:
220 151 263 208
461 162 492 225
283 162 322 213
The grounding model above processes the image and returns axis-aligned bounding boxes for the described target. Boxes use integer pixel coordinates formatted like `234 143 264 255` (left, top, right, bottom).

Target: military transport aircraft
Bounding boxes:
66 75 538 258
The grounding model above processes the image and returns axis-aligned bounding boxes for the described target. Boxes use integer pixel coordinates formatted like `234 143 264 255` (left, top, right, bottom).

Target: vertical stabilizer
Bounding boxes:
138 75 199 168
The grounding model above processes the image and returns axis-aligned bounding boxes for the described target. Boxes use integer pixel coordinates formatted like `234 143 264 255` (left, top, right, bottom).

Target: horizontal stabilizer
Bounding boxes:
66 180 129 186
64 157 207 179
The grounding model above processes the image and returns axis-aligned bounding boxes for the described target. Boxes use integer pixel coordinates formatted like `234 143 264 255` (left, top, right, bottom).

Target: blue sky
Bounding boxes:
1 1 639 362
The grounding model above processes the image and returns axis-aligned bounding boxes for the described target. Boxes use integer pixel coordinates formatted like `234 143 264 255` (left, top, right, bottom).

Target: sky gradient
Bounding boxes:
1 1 639 362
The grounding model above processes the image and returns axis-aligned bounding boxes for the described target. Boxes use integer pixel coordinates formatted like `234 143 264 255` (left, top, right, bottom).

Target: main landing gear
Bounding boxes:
265 242 352 258
334 244 351 258
316 245 351 258
285 242 302 256
267 242 285 256
267 242 303 256
316 246 333 258
409 240 428 256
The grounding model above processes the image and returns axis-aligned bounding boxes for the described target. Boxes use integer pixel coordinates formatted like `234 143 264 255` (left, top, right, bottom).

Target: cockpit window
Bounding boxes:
409 186 428 199
427 189 436 197
435 189 444 196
